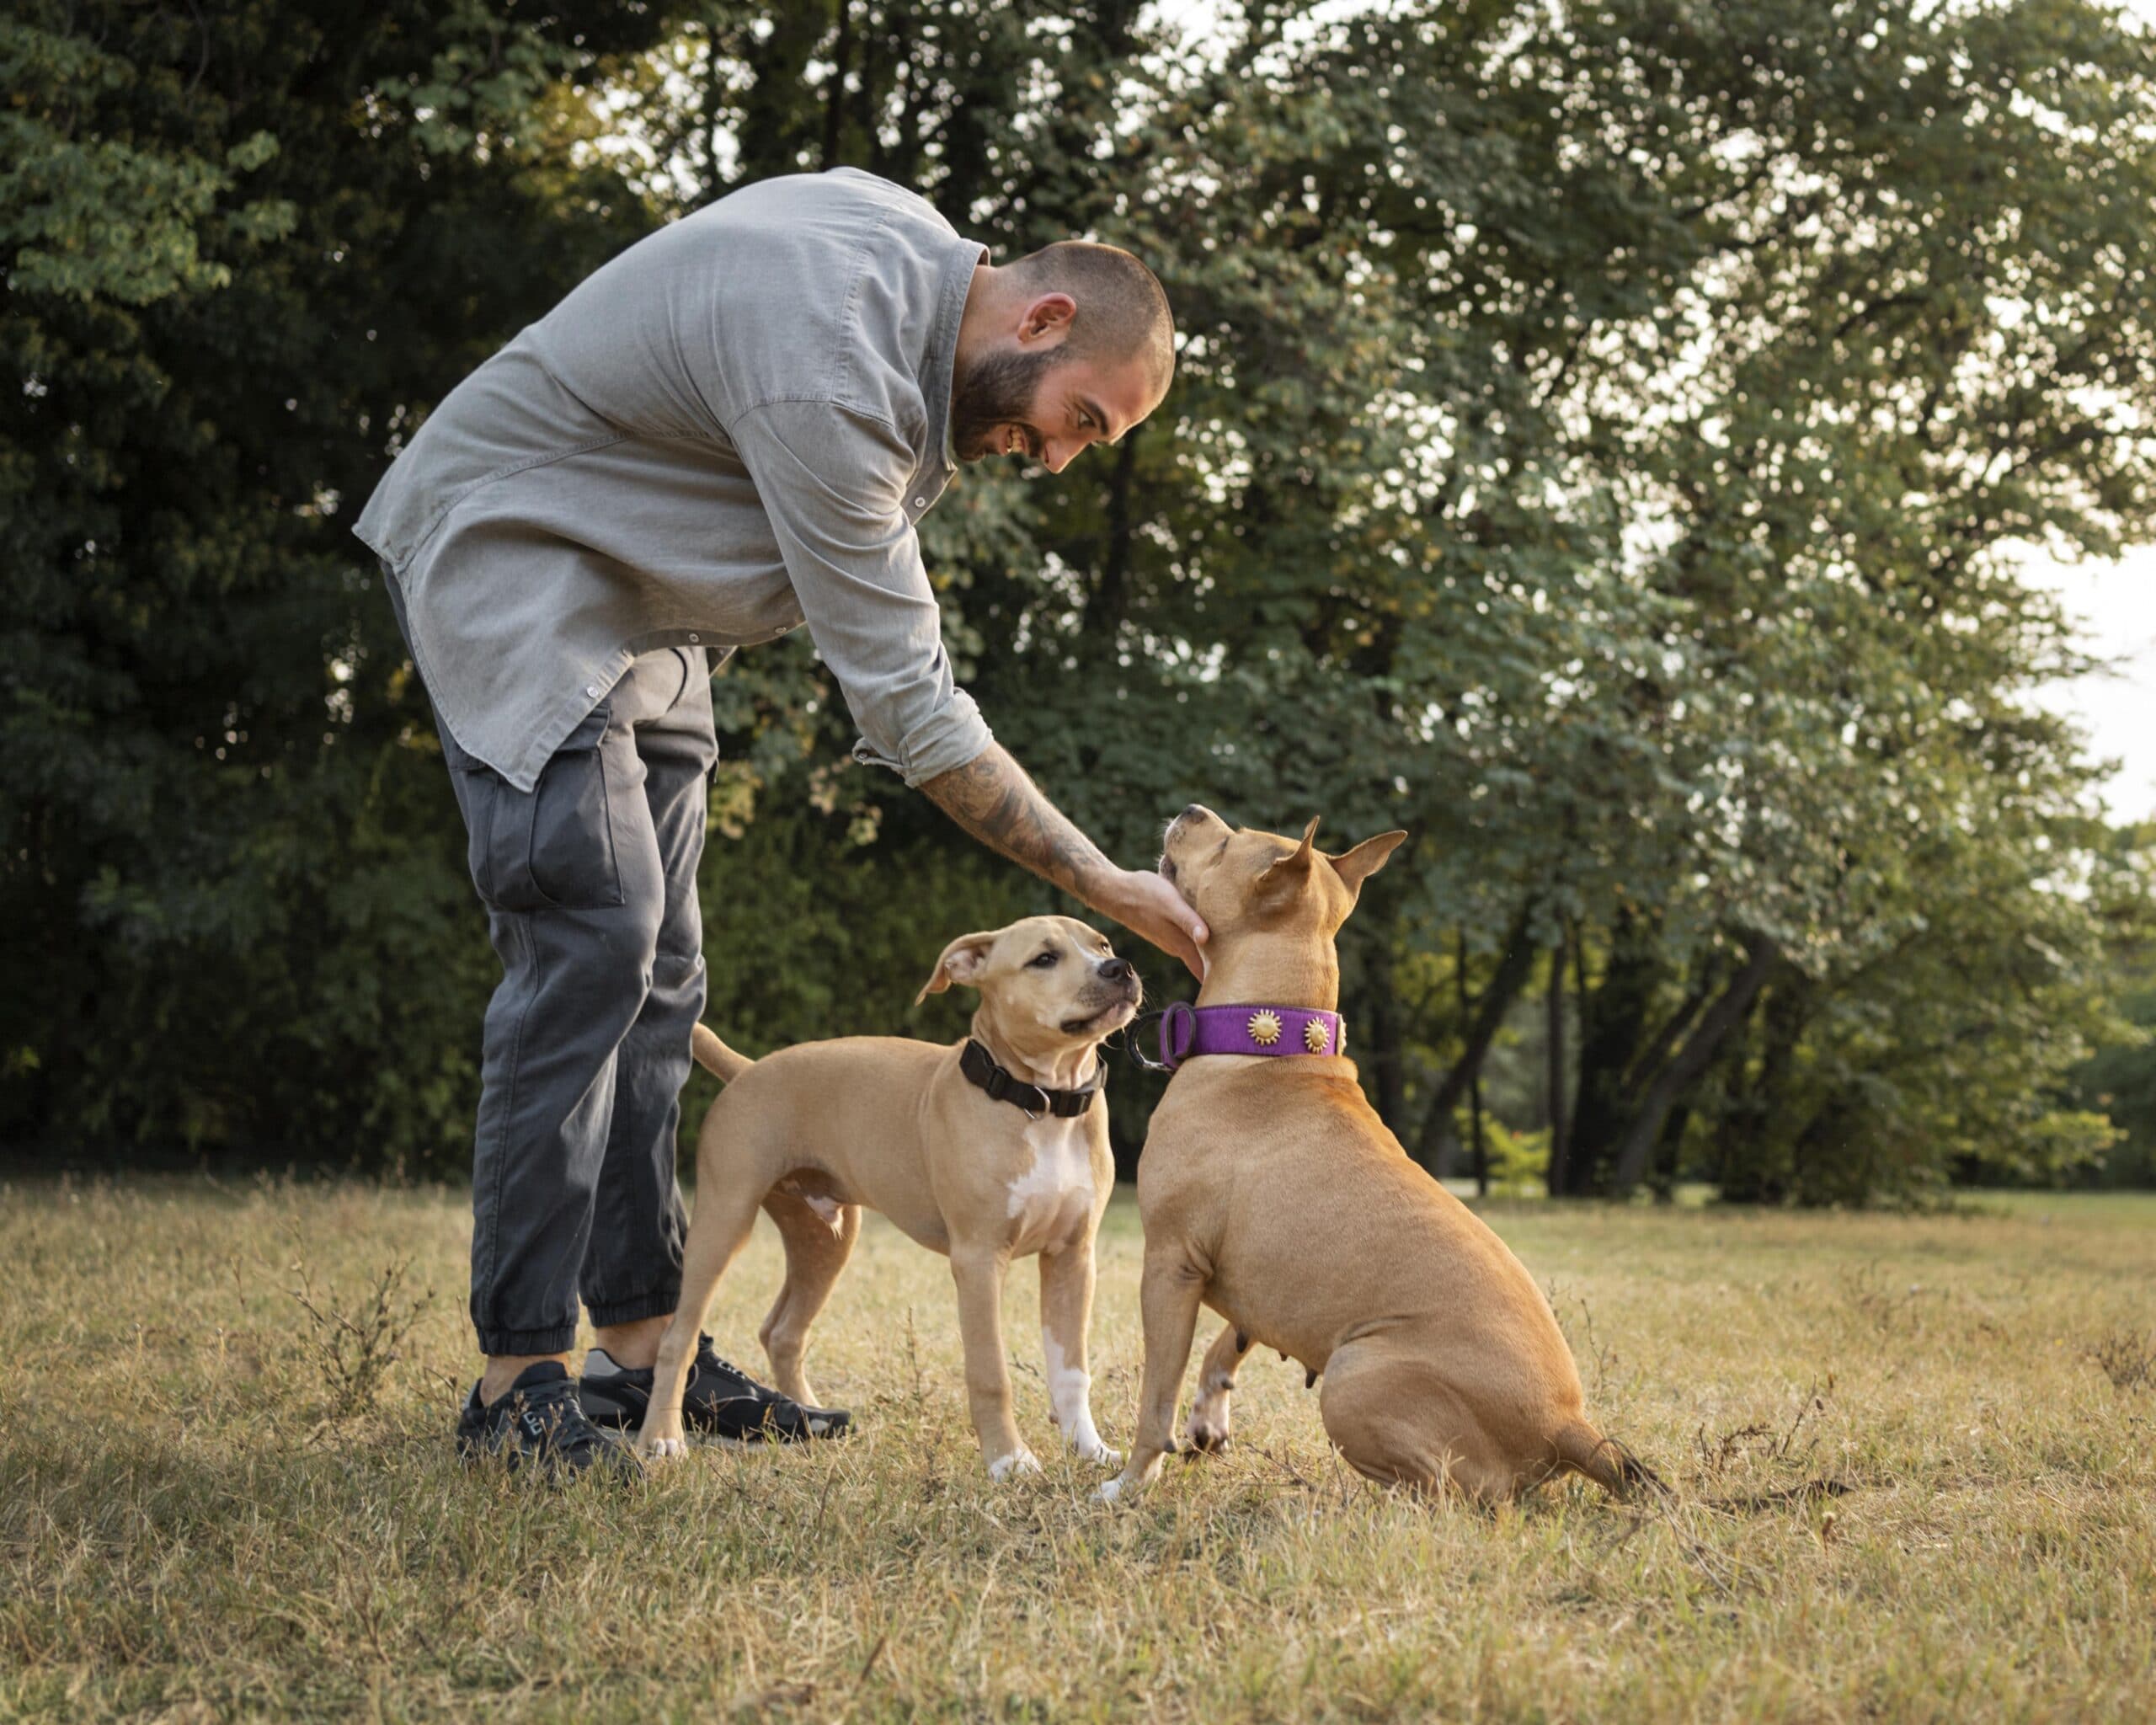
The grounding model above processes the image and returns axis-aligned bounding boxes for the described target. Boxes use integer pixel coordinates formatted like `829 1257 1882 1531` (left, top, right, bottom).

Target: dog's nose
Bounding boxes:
1180 804 1205 821
1100 956 1133 984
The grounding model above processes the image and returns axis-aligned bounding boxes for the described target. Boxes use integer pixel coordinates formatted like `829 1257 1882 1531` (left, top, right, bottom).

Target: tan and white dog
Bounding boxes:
1102 808 1656 1504
639 916 1140 1478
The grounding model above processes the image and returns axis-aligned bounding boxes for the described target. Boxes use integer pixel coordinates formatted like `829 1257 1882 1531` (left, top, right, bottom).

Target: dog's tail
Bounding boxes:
1553 1419 1665 1502
691 1023 753 1084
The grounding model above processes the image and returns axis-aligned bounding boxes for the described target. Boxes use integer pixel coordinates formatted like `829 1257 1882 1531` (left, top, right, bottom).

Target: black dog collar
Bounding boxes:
961 1039 1100 1119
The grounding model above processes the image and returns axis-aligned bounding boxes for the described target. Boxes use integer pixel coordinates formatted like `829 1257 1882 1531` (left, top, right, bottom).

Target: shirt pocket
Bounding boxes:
458 706 624 912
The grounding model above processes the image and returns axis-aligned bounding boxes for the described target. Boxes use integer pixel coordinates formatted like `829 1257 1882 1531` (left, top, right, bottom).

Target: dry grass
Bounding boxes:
3 1176 2152 1722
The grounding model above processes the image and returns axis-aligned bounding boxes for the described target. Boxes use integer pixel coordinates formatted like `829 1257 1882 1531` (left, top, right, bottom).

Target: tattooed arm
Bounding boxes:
921 743 1208 977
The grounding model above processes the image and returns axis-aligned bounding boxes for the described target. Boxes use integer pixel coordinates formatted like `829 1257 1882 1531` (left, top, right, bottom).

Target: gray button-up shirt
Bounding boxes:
354 168 993 793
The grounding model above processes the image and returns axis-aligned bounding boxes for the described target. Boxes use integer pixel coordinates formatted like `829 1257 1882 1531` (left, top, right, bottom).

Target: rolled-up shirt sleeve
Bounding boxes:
728 398 993 786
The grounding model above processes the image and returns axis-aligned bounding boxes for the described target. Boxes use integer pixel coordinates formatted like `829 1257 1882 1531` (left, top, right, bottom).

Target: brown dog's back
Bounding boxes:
1145 1060 1648 1500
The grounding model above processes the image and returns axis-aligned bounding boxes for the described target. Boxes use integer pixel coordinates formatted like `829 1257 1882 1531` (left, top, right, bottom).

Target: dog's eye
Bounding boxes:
1029 951 1059 969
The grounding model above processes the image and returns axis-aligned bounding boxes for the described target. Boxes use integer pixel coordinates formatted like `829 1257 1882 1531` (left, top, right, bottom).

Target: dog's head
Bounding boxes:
1158 806 1406 946
915 915 1144 1065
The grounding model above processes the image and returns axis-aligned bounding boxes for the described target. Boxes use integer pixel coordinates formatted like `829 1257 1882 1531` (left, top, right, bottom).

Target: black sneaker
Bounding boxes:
456 1361 642 1482
580 1334 851 1445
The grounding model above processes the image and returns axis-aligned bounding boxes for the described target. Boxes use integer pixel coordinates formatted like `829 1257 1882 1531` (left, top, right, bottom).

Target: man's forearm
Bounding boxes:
919 744 1112 900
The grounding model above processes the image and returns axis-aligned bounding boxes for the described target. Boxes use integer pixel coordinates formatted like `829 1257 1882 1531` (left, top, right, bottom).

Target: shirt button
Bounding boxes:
584 684 600 698
687 633 700 644
912 496 926 509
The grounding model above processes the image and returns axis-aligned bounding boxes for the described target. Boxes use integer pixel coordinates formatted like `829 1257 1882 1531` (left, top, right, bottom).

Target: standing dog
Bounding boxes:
1102 808 1655 1503
639 916 1139 1478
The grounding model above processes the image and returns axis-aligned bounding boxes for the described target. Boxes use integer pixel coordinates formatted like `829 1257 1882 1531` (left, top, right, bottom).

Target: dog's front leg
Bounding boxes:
1038 1242 1118 1466
950 1247 1035 1480
1099 1247 1207 1503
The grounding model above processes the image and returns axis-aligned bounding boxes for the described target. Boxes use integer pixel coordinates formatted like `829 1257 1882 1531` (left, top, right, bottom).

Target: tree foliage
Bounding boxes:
6 0 2155 1200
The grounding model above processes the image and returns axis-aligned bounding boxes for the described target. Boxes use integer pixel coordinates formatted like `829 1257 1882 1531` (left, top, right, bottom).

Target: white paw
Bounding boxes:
1095 1476 1124 1504
988 1448 1043 1482
641 1434 689 1461
1075 1441 1123 1468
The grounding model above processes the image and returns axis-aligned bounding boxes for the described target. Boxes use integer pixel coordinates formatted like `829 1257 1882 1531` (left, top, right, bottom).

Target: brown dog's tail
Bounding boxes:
1553 1420 1665 1501
691 1023 753 1083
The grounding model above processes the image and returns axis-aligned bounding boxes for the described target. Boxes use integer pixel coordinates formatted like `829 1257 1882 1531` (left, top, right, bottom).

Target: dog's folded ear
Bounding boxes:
915 931 1000 1005
1330 830 1409 896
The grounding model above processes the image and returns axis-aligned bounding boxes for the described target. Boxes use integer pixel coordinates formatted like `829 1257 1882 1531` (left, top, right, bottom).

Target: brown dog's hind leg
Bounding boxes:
1184 1322 1253 1455
757 1191 862 1410
1316 1343 1515 1503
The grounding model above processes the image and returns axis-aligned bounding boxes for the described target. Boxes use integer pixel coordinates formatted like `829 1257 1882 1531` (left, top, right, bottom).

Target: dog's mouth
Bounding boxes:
1060 996 1139 1037
1158 852 1177 886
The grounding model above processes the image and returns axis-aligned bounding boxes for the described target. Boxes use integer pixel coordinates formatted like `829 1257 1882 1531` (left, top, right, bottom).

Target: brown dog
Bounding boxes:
1101 808 1654 1503
639 916 1140 1478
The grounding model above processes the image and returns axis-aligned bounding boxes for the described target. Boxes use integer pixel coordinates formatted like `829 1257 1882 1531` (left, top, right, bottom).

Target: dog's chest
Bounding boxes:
1004 1116 1097 1253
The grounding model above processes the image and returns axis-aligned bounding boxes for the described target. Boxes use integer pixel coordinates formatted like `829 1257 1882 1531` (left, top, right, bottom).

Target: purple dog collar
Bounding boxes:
1155 1001 1347 1071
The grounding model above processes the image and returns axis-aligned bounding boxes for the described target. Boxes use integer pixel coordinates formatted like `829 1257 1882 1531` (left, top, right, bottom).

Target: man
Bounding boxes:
355 167 1206 1476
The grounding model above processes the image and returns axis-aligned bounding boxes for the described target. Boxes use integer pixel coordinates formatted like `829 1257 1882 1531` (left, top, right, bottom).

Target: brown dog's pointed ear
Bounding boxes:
1258 818 1321 885
915 931 999 1005
1255 819 1321 910
1330 830 1408 896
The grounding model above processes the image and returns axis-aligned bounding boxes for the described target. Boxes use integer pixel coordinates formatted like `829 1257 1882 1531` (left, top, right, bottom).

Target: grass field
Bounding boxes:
3 1177 2152 1722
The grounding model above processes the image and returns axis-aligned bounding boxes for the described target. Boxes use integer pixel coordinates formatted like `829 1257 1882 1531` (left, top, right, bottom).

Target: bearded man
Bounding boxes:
354 167 1204 1476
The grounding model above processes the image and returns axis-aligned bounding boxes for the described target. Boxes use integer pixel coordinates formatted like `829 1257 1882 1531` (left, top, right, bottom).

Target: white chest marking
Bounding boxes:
1006 1116 1096 1251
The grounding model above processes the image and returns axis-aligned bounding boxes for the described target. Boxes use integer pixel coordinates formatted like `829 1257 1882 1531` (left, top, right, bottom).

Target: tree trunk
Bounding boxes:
1718 972 1811 1203
820 2 854 171
1544 934 1569 1195
1560 909 1667 1194
1355 896 1409 1135
1611 932 1780 1193
1412 901 1537 1171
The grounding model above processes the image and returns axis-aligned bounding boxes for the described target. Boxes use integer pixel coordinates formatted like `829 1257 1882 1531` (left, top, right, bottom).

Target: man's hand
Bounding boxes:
920 744 1209 980
1087 866 1209 981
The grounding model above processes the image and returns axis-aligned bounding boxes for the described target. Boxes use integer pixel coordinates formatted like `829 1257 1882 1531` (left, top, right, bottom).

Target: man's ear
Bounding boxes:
1018 291 1077 344
1257 819 1322 900
915 932 1000 1005
1331 830 1409 897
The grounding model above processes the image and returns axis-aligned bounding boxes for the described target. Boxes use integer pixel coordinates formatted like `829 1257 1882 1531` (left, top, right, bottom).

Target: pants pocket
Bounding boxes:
460 707 623 912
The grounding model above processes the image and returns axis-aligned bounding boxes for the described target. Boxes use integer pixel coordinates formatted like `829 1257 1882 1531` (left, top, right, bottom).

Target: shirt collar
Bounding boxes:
924 237 987 473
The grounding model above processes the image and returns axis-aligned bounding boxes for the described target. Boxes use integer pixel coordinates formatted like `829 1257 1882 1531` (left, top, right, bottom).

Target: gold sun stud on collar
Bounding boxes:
1247 1010 1283 1047
1304 1018 1330 1054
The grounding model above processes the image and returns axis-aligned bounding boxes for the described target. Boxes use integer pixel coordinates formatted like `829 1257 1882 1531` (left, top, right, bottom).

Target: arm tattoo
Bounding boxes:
921 744 1111 900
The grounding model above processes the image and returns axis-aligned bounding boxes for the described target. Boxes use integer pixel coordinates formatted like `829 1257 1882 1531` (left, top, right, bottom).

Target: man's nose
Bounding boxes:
1043 441 1075 473
1100 956 1133 984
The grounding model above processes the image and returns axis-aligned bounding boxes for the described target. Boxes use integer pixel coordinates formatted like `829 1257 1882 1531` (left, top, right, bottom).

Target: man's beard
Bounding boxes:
950 345 1058 462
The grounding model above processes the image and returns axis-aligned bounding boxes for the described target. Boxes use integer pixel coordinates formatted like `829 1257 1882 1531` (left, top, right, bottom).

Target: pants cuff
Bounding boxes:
475 1322 579 1357
585 1288 680 1329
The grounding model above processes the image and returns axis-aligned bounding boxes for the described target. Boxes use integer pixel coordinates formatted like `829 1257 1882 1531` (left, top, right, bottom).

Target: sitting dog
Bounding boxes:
639 916 1139 1478
1102 808 1655 1503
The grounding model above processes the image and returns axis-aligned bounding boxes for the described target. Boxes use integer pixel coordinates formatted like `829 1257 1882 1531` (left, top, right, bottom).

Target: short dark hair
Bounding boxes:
1008 240 1175 396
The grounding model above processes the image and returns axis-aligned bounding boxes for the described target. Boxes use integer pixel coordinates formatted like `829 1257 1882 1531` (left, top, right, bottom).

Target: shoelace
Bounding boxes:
694 1335 753 1385
506 1377 606 1444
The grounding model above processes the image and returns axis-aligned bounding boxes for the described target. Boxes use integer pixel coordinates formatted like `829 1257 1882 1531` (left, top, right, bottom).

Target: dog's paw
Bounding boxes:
1070 1439 1123 1468
987 1448 1043 1482
1184 1413 1230 1454
1095 1476 1125 1505
639 1430 691 1462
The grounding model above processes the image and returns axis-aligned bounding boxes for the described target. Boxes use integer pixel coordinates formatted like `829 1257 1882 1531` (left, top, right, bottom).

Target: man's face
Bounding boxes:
951 341 1162 473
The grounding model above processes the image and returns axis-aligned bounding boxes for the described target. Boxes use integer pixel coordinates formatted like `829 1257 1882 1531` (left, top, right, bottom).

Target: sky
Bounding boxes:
2025 0 2156 821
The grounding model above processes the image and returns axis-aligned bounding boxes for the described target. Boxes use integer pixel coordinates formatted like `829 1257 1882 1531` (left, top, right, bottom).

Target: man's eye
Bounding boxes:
1029 951 1060 968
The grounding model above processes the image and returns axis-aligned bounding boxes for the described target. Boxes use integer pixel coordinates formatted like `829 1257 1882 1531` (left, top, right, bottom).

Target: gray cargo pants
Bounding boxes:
387 575 715 1355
